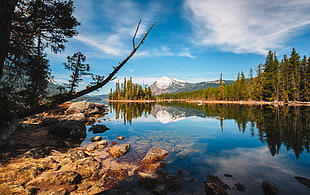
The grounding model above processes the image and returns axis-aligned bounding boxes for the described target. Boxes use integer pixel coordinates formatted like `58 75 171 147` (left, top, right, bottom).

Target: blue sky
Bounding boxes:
48 0 310 94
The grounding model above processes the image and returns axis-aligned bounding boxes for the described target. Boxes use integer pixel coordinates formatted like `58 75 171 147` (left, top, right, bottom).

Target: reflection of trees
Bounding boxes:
157 102 310 158
108 102 155 124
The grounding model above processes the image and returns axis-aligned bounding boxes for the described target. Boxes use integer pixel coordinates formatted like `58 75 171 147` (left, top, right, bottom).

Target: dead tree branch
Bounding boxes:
23 21 156 117
132 20 141 49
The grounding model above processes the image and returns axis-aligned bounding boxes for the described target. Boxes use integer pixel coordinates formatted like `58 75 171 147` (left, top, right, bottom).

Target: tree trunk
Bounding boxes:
0 0 18 78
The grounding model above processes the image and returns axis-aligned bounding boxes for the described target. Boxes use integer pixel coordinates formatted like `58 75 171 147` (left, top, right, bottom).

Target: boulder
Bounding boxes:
261 181 279 195
142 147 168 164
108 144 130 158
65 101 107 116
88 124 109 134
49 120 86 140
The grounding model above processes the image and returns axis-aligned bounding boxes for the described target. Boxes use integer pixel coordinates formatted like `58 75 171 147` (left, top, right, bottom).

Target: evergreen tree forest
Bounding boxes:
109 77 155 100
159 49 310 102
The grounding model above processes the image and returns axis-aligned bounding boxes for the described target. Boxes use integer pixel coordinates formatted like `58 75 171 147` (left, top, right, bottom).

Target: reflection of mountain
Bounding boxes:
151 104 207 123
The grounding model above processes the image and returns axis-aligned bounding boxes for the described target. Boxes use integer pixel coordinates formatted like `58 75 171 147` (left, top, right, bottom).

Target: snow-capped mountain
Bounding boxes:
154 76 186 89
150 76 234 95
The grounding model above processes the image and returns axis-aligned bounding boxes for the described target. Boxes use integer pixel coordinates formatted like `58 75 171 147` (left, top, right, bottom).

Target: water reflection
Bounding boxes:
109 102 310 158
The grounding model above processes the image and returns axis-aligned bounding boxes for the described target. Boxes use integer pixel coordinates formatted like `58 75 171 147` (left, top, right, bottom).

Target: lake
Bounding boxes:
82 101 310 194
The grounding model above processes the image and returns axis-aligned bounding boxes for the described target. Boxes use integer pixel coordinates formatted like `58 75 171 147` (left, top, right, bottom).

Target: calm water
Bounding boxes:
83 102 310 194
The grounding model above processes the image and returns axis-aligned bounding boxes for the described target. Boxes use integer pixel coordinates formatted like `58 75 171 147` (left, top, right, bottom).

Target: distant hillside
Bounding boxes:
72 94 108 102
150 76 234 95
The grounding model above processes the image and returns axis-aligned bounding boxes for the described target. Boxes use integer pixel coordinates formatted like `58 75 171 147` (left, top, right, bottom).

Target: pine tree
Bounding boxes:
262 51 278 101
64 52 90 93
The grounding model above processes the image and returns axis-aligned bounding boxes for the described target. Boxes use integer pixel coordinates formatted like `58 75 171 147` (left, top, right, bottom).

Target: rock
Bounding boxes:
65 101 107 116
91 136 102 142
204 175 230 195
108 144 130 158
65 113 86 121
86 144 97 151
295 176 310 188
95 140 108 146
234 183 246 192
261 181 279 195
27 171 82 186
40 117 59 126
68 149 89 162
224 174 233 178
95 140 108 150
142 147 168 164
109 142 118 147
23 147 53 159
49 120 86 140
117 136 125 140
138 171 159 179
75 157 101 178
88 124 109 134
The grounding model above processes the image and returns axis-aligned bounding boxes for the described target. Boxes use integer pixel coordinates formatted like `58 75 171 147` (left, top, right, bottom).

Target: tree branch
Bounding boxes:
132 20 141 49
23 21 156 117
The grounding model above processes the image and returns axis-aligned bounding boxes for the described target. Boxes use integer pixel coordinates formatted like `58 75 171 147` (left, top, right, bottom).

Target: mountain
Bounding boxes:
150 76 234 95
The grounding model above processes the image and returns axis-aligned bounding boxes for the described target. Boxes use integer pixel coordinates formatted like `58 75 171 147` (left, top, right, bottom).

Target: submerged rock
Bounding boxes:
204 175 230 195
117 136 125 140
108 144 130 158
91 136 102 142
142 147 168 164
295 176 310 188
261 181 279 195
88 124 110 134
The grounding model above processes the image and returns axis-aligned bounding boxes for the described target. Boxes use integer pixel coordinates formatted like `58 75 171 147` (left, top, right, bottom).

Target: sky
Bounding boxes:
48 0 310 95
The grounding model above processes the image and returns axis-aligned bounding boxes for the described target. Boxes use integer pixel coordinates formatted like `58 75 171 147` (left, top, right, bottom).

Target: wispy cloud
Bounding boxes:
137 46 194 58
72 0 164 58
184 0 310 54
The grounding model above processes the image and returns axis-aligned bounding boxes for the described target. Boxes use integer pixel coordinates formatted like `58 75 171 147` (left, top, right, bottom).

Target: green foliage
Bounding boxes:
64 52 90 93
159 49 310 102
109 77 155 100
0 0 79 114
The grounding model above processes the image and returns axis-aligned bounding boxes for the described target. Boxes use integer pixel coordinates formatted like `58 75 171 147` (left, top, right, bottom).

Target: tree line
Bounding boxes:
158 49 310 102
109 77 155 100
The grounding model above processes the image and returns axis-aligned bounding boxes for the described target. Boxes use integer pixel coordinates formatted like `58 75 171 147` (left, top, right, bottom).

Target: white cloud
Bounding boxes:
71 0 162 58
184 0 310 54
137 46 194 58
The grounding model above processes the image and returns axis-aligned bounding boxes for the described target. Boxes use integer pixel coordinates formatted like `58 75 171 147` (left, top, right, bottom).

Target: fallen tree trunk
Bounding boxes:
22 21 156 117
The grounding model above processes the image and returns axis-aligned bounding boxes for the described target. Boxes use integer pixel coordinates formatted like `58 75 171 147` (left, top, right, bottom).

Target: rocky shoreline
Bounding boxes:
1 101 309 194
0 101 184 194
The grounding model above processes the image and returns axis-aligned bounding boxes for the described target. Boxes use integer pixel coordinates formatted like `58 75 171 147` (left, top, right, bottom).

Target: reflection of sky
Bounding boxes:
84 104 310 194
205 146 310 194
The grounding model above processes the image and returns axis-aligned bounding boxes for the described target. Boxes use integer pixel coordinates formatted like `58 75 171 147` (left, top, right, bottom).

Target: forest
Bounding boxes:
158 49 310 102
109 77 155 100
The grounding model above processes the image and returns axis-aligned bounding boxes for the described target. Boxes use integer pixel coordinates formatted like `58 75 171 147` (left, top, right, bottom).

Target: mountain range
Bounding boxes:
150 76 234 95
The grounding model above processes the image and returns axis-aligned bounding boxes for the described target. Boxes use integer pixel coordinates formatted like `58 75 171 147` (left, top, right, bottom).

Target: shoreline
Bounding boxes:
106 99 310 106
